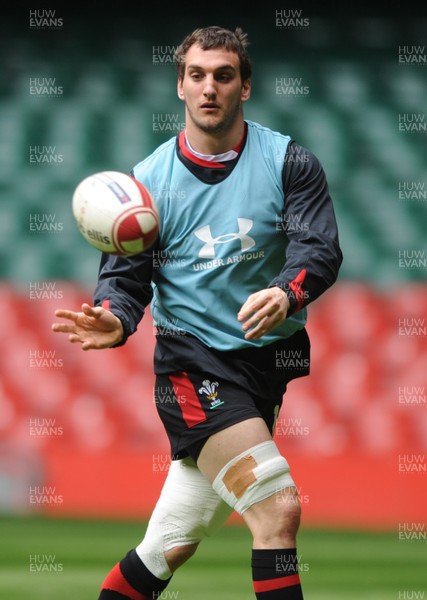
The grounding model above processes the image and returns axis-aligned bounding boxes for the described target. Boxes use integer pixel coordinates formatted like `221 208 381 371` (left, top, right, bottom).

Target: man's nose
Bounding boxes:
203 76 217 97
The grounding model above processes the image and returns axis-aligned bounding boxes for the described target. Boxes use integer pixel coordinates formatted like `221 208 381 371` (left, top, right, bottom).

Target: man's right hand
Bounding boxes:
52 303 124 350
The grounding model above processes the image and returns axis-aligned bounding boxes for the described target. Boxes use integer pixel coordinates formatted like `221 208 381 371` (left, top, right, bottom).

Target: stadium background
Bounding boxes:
0 4 426 599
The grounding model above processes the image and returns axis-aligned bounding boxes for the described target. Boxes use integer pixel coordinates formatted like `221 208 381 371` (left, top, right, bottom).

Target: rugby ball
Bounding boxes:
72 171 159 255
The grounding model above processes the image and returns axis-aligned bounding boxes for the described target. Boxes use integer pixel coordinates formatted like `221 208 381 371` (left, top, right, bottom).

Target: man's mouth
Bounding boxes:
200 102 220 110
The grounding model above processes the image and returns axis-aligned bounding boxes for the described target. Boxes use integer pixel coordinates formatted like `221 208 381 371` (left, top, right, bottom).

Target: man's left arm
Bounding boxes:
238 142 343 339
268 141 343 316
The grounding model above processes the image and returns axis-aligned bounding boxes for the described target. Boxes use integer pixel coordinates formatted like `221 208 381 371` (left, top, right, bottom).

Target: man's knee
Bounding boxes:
262 486 302 535
211 440 295 515
245 486 301 547
276 485 302 527
210 440 302 546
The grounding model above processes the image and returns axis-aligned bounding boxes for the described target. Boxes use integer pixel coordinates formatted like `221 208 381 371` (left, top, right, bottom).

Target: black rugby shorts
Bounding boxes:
153 329 310 461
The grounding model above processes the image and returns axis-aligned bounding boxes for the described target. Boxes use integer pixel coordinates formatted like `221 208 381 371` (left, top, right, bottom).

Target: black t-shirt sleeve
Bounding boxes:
268 141 343 316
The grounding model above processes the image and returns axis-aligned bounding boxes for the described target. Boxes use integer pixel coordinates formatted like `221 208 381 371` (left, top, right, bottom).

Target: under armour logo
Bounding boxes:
194 218 255 259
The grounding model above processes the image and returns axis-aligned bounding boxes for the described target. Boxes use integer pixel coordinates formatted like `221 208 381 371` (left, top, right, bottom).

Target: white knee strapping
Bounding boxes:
212 440 295 515
136 456 232 579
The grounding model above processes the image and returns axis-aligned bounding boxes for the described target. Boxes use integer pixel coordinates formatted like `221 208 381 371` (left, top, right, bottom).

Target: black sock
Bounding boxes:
99 549 172 599
252 548 303 599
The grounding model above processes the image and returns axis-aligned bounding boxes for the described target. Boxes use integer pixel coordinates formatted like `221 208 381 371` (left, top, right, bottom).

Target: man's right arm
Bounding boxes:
93 241 157 346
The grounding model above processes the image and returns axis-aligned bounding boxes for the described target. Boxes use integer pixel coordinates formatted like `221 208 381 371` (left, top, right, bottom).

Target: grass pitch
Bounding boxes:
1 515 424 599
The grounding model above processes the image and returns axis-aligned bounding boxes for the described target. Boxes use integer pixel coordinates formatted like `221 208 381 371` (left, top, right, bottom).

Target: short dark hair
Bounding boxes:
175 26 252 82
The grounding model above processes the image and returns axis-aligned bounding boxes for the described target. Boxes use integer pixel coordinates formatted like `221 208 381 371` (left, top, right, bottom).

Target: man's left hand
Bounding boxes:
237 287 290 340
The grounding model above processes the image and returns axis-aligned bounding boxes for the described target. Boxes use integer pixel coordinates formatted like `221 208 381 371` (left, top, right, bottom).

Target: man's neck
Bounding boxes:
184 132 239 161
184 119 246 155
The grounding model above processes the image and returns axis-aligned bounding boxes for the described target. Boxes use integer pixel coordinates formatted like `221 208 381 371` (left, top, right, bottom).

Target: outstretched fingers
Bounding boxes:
53 308 80 323
51 303 124 350
68 333 94 350
52 322 78 334
81 303 103 318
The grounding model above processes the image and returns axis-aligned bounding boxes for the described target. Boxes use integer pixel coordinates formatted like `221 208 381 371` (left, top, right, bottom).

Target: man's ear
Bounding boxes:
177 78 185 101
241 78 251 103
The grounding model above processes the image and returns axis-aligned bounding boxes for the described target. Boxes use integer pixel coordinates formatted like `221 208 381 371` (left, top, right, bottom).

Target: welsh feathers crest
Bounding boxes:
199 379 224 409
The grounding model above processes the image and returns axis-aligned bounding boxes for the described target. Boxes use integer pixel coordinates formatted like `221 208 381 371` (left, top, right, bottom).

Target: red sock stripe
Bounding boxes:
169 371 207 428
101 562 151 600
253 573 301 593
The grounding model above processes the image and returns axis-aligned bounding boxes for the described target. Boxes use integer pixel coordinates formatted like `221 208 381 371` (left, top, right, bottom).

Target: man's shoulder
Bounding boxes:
246 119 292 142
245 120 292 171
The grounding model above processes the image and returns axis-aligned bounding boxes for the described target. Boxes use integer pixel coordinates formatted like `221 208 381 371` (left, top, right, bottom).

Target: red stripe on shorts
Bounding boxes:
253 573 301 593
169 372 207 428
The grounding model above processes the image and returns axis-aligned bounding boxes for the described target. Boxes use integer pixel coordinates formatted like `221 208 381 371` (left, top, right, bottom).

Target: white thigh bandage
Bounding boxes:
212 440 295 515
136 456 232 579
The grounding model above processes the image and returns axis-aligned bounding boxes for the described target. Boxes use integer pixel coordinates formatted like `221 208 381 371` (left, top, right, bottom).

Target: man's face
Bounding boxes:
177 44 251 135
